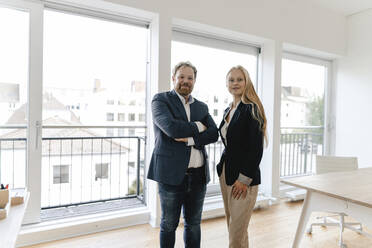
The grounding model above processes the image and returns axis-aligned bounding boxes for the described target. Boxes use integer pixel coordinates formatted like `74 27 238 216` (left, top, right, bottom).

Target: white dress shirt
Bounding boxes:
175 91 205 168
221 102 239 144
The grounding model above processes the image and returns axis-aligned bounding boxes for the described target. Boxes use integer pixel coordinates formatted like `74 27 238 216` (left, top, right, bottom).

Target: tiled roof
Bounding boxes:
0 117 131 154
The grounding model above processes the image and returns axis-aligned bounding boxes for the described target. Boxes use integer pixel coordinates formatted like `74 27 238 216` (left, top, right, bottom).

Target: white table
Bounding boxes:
0 192 29 248
281 168 372 248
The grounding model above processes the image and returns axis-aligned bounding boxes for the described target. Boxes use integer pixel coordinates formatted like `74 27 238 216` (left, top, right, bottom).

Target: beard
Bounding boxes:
176 84 192 96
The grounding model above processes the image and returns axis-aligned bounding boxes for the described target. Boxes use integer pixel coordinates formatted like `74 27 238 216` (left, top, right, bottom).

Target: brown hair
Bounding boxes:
172 61 197 79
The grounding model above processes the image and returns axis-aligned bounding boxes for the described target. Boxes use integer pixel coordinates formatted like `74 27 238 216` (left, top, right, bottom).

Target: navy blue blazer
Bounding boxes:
147 90 218 185
217 102 263 186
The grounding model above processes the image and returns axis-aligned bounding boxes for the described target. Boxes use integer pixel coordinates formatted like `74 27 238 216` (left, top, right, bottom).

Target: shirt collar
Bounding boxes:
224 101 241 121
229 100 241 109
175 90 194 104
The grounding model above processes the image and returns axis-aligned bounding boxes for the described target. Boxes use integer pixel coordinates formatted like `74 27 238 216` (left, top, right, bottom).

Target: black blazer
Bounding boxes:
217 102 263 186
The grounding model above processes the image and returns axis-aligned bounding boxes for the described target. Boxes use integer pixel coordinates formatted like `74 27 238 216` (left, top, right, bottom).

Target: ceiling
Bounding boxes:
307 0 372 16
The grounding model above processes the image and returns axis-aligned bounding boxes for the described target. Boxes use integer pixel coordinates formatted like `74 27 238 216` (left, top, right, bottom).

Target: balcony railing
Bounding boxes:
0 125 146 210
0 125 28 189
0 125 226 211
0 137 27 189
280 126 324 177
206 139 224 185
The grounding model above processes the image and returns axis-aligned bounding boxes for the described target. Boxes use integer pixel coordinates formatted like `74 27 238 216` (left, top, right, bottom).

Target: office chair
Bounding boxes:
306 155 362 248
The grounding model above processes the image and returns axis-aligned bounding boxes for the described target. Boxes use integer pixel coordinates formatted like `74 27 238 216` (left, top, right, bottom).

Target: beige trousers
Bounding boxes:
220 166 258 248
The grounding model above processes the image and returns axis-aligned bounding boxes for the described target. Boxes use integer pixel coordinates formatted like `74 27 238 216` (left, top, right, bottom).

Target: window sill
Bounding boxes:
17 206 150 247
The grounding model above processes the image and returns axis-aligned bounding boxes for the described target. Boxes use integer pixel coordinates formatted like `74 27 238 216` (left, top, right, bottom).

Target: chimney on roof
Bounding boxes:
93 79 101 93
0 82 20 103
130 81 145 93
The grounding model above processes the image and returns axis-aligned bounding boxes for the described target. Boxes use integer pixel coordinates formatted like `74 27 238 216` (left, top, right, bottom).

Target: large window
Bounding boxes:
41 8 148 210
280 53 330 177
0 6 29 189
171 30 259 187
172 31 258 123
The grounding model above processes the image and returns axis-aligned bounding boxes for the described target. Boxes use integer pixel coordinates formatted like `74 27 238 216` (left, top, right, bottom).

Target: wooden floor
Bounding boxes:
25 200 372 248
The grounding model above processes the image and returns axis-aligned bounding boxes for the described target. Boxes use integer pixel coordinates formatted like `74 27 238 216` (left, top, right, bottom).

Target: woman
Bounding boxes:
217 65 267 248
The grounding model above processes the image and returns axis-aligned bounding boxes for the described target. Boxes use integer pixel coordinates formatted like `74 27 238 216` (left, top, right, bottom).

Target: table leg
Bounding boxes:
293 190 313 248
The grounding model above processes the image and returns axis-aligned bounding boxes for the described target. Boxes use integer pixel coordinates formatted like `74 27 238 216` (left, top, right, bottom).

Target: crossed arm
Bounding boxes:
152 96 199 138
190 113 218 147
152 95 218 145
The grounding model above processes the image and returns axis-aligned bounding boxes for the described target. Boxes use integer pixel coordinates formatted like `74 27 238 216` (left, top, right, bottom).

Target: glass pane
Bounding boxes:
172 41 257 123
171 40 258 185
42 10 148 208
280 58 326 177
0 7 29 189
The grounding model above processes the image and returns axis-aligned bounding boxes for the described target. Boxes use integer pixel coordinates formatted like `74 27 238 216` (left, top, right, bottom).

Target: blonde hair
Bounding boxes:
226 65 268 145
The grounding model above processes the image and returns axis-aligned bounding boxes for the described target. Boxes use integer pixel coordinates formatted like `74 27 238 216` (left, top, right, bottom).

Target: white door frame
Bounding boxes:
0 0 44 224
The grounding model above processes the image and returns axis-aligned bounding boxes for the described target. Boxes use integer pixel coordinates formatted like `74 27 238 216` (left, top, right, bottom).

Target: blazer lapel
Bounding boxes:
170 90 188 121
219 107 230 130
218 119 225 131
190 101 198 121
226 106 241 137
219 107 230 148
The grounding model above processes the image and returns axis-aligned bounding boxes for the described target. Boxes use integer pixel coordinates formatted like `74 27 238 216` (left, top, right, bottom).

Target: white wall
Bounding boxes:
335 9 372 168
107 0 346 55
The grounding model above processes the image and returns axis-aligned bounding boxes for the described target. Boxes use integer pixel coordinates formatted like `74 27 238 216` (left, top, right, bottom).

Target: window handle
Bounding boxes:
35 121 41 149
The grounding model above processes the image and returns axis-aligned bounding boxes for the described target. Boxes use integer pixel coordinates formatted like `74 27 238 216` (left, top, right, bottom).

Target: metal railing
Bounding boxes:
280 126 324 177
0 124 226 209
0 125 146 209
0 137 27 189
206 139 224 184
0 125 28 189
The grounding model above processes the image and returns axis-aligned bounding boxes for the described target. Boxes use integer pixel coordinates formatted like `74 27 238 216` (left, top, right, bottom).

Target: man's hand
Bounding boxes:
232 180 248 200
175 138 188 143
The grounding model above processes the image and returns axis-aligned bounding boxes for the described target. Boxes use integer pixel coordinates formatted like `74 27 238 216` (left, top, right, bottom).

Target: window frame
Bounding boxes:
138 113 145 122
53 164 70 184
128 113 136 122
95 163 109 180
0 0 152 224
282 52 332 155
118 113 125 122
173 30 259 56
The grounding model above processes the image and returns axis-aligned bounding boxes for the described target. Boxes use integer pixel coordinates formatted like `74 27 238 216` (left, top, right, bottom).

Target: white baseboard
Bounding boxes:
279 182 307 200
202 195 225 220
16 194 273 247
16 207 150 247
285 189 307 201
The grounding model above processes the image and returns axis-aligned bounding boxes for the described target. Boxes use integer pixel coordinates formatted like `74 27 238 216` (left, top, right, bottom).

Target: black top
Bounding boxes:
217 102 264 186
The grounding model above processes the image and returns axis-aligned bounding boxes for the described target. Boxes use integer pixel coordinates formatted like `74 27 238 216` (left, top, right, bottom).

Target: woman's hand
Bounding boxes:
175 138 188 143
232 180 248 200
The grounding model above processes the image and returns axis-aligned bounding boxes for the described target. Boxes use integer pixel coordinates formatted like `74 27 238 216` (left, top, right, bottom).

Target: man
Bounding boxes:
148 61 218 248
